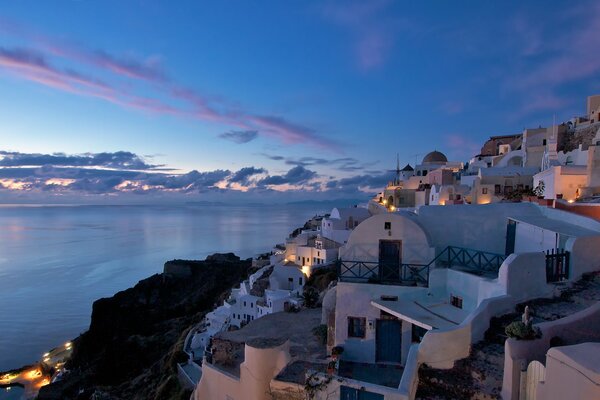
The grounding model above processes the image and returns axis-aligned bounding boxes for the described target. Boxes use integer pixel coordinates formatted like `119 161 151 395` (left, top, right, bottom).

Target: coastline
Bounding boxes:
0 214 321 400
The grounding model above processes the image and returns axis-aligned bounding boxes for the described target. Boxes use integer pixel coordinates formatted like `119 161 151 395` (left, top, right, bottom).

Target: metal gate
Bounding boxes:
545 249 570 282
340 385 384 400
519 360 546 400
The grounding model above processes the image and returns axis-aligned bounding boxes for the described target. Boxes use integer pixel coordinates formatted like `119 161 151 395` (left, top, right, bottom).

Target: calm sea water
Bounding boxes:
0 203 329 372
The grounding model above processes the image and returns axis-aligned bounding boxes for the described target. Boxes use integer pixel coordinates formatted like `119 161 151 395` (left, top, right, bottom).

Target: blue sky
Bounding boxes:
0 0 599 203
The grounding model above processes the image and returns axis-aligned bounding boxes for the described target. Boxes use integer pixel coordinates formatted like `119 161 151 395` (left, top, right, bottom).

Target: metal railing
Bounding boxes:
337 260 429 285
338 246 507 285
435 246 506 273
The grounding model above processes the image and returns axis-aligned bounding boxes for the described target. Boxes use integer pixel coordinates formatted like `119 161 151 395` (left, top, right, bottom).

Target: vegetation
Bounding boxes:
303 286 320 308
505 321 541 340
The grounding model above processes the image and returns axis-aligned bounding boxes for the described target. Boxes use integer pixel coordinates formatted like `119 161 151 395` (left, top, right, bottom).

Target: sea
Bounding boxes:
0 203 341 374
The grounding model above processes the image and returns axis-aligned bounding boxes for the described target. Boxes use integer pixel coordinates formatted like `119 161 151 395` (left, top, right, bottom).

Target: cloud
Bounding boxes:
229 167 266 185
0 148 388 201
0 150 160 170
326 172 393 193
261 154 377 172
218 130 259 144
258 166 317 186
0 22 336 150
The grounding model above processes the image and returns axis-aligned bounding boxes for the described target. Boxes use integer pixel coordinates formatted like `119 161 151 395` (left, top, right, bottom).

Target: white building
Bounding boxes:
321 206 371 244
316 202 600 399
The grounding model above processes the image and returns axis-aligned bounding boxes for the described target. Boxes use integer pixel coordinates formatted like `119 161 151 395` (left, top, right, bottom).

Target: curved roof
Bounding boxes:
422 150 448 164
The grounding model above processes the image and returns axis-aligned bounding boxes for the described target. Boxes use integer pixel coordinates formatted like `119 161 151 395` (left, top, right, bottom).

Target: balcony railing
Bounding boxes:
434 246 506 273
337 260 429 285
338 246 506 285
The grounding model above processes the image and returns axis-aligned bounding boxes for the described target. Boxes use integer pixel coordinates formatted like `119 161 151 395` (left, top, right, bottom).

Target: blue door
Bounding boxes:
340 385 384 400
505 220 516 255
376 319 402 363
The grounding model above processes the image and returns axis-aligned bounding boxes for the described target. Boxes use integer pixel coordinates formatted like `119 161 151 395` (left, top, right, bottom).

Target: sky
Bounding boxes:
0 0 599 203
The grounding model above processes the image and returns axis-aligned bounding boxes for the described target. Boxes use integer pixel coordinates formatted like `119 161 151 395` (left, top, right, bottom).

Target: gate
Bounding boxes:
519 360 546 400
545 249 570 282
340 385 384 400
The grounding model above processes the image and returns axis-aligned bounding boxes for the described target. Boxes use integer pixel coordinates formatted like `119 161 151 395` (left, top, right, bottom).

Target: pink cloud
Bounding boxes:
0 22 335 150
505 1 600 114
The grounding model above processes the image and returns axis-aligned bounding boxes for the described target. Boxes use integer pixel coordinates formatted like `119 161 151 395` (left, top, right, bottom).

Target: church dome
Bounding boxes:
422 150 448 164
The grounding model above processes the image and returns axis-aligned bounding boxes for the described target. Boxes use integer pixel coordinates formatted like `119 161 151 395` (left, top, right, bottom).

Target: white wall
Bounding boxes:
514 222 559 253
334 282 427 363
565 235 600 280
340 213 434 265
416 203 545 254
502 303 600 400
195 341 291 400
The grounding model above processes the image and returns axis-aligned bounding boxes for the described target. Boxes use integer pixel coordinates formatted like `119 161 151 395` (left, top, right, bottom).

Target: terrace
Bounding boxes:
338 245 506 285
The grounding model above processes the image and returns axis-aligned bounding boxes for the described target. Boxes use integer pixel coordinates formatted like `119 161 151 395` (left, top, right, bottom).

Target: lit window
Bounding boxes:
482 188 488 194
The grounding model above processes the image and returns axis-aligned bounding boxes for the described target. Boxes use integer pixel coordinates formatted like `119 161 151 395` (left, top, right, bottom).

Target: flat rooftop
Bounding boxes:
510 215 600 237
372 298 468 330
212 308 327 380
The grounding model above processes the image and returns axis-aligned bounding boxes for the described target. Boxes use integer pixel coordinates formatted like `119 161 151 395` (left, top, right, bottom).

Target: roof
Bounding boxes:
331 206 371 220
371 299 467 330
547 343 600 383
402 163 414 171
479 166 539 177
509 215 600 237
422 150 448 164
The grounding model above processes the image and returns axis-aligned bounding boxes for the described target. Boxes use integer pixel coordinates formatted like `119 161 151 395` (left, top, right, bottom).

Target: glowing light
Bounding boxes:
389 206 396 212
43 352 49 357
65 341 72 348
568 199 575 203
382 199 387 205
301 265 311 277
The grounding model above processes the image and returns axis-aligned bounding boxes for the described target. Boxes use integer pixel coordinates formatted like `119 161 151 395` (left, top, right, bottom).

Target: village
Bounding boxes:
170 95 600 400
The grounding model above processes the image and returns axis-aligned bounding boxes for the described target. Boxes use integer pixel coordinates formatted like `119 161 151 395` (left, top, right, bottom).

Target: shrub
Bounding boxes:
303 286 320 308
505 321 541 340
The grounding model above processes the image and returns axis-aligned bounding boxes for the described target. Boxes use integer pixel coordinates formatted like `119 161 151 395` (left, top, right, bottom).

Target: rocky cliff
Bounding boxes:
37 253 251 400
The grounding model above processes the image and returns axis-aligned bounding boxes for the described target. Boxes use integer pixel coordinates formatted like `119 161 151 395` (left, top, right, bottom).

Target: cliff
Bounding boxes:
37 253 251 400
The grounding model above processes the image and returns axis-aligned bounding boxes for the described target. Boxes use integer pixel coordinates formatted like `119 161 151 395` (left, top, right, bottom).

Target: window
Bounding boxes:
517 184 524 191
450 295 463 309
297 256 301 261
317 251 320 257
354 220 359 227
347 317 366 338
423 170 428 176
543 139 547 146
495 184 502 194
299 277 303 285
243 301 246 307
482 188 488 194
288 277 293 283
250 303 253 308
384 222 391 230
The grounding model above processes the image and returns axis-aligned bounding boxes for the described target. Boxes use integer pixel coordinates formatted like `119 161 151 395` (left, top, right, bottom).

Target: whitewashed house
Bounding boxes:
314 202 600 399
321 206 371 244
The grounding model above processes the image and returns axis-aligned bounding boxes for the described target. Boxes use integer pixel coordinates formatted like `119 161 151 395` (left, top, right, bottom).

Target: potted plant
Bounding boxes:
331 346 344 360
326 360 337 375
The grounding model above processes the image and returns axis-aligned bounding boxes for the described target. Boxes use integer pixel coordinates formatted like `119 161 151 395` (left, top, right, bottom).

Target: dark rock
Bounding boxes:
38 256 251 400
